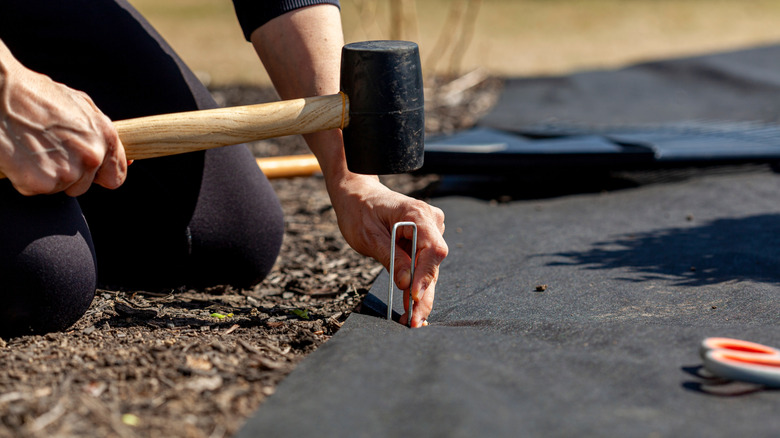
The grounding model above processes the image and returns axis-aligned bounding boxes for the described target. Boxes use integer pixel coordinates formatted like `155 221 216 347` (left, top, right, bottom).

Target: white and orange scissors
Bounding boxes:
700 337 780 387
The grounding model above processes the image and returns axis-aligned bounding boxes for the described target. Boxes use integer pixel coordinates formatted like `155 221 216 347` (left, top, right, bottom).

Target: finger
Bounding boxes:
408 236 447 328
400 275 436 328
63 137 104 196
411 246 444 300
409 227 449 298
399 244 444 328
410 280 436 327
360 222 393 269
399 289 411 327
4 163 58 196
94 138 127 190
391 241 414 292
93 114 127 190
64 167 98 197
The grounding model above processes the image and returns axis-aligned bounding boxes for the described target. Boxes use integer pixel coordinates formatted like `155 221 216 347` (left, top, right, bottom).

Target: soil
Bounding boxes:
0 75 502 438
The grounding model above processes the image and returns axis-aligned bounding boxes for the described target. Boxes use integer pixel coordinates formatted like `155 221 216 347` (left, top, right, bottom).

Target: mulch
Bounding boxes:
0 74 501 438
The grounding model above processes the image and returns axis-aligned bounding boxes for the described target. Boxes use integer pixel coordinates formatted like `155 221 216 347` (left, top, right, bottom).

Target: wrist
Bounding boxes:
303 129 379 185
0 39 23 86
0 40 18 151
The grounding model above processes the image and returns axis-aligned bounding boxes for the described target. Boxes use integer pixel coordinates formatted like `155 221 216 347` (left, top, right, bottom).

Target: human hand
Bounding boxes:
0 44 127 196
329 174 448 327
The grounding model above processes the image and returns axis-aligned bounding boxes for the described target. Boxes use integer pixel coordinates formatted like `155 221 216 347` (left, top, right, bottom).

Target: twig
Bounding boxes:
439 68 489 99
390 0 403 40
403 0 419 43
447 0 482 76
209 424 227 438
78 394 134 438
28 401 65 433
425 1 466 77
0 391 25 404
426 68 489 109
350 0 383 40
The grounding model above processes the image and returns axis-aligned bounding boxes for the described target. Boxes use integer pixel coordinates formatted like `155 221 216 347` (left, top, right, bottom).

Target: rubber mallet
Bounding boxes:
0 41 424 180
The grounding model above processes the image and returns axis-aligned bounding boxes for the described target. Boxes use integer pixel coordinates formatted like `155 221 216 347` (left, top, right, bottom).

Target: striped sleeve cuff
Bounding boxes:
232 0 341 41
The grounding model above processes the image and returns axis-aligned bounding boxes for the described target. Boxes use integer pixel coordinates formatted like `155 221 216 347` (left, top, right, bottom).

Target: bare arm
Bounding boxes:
250 4 351 189
0 38 127 196
251 5 448 327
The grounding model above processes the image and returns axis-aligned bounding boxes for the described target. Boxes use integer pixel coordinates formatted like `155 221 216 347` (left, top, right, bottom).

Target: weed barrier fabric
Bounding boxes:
424 44 780 175
481 44 780 132
237 47 780 437
238 167 780 437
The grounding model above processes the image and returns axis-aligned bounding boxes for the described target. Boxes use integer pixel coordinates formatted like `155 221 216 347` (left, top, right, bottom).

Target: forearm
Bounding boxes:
250 4 378 193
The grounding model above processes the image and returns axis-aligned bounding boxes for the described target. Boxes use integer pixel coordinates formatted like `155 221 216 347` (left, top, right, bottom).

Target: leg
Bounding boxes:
81 145 285 290
0 183 97 337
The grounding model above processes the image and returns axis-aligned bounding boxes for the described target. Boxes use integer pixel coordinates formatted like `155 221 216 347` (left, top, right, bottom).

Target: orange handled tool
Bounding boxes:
700 337 780 387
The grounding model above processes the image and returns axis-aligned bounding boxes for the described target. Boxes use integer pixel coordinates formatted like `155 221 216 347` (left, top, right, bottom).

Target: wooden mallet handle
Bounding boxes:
256 154 320 179
0 93 346 179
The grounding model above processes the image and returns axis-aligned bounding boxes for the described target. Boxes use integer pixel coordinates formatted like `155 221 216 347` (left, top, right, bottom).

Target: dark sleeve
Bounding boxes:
232 0 341 41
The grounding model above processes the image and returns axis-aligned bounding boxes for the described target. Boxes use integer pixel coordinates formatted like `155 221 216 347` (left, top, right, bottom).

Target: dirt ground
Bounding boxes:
0 76 501 438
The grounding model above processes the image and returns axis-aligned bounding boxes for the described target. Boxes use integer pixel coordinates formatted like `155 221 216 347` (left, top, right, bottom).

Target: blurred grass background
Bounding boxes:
127 0 780 86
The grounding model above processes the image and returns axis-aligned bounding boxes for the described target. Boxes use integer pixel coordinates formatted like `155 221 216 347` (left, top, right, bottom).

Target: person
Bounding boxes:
0 0 447 337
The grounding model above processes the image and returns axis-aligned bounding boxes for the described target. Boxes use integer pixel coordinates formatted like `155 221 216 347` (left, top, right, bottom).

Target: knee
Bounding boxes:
0 234 97 338
189 191 285 289
183 145 287 289
0 189 97 338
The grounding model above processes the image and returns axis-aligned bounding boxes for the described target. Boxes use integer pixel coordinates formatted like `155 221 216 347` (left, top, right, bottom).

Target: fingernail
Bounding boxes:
422 320 429 327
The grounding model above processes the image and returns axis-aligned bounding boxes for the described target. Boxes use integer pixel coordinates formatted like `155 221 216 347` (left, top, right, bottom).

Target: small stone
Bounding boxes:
535 284 548 292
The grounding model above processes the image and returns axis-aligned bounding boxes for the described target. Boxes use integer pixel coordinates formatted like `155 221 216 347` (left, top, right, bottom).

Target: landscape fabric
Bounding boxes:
237 44 780 437
424 44 780 174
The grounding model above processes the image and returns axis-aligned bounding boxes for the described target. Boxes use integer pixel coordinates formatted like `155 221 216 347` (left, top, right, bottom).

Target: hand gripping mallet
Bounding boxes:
0 40 424 179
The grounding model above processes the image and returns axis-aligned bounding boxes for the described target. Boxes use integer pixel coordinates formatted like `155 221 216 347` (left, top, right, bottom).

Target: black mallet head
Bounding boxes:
340 41 425 175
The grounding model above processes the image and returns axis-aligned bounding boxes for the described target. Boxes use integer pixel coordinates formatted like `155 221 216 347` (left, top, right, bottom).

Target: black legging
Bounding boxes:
0 0 285 337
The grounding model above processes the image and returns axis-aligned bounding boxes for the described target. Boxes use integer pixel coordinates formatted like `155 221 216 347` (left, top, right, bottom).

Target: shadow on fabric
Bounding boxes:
547 213 780 286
